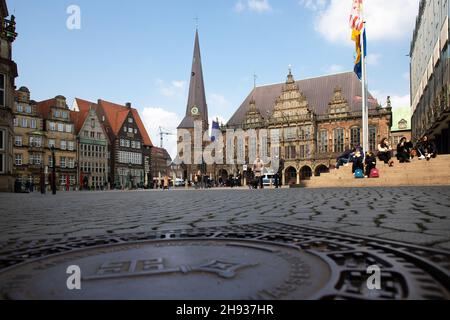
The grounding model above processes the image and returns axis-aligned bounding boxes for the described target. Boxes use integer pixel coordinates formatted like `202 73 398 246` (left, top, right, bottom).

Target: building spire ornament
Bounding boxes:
177 29 209 129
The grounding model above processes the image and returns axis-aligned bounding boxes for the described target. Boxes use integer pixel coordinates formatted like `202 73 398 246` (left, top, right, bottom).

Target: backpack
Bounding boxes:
370 168 380 178
355 169 364 179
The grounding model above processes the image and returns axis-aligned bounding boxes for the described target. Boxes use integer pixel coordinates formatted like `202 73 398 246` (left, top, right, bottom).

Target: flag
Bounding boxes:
349 0 364 31
211 120 220 142
352 29 367 80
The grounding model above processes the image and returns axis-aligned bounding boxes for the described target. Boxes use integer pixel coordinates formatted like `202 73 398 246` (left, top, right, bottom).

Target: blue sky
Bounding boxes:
8 0 418 156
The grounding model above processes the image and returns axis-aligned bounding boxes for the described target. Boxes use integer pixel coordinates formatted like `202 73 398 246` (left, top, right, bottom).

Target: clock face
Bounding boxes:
191 106 199 116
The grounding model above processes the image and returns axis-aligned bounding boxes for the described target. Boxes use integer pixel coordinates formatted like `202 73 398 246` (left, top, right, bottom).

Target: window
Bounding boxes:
29 154 42 165
90 131 95 138
128 127 133 133
97 133 102 139
128 118 133 123
25 105 32 114
48 156 53 168
284 127 296 140
134 129 137 134
62 111 68 119
118 151 142 165
120 139 125 147
58 123 64 132
285 145 296 159
350 127 361 148
17 104 23 112
21 118 28 128
29 136 42 147
65 124 72 133
319 130 328 153
13 117 18 127
299 145 310 159
15 136 22 147
30 119 37 129
0 129 4 173
60 157 66 168
49 122 56 131
54 110 61 118
68 158 75 169
61 140 67 150
48 139 56 148
334 128 344 153
123 127 127 133
0 74 5 107
68 141 75 151
126 140 130 148
15 154 22 166
131 141 136 149
136 141 141 149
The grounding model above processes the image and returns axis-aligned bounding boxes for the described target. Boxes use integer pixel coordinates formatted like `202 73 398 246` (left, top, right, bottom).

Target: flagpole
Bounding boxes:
361 20 369 155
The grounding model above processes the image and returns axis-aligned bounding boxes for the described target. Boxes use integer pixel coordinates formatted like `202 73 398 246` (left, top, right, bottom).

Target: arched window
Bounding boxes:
333 128 344 153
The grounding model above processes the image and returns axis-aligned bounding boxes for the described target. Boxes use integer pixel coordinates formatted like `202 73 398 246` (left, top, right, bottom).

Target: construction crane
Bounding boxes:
158 127 174 148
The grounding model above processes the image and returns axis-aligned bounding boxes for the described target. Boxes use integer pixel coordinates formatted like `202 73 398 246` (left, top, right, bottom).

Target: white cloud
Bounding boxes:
324 64 345 74
141 107 181 159
372 90 410 109
235 0 272 13
156 79 186 98
235 1 246 12
208 93 232 110
366 53 382 66
301 0 419 44
299 0 326 11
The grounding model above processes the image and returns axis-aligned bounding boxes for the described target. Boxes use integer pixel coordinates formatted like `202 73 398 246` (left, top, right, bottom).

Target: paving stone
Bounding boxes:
0 186 449 250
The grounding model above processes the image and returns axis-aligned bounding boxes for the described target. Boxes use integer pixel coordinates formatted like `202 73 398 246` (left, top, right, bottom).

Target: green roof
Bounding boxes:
391 106 412 132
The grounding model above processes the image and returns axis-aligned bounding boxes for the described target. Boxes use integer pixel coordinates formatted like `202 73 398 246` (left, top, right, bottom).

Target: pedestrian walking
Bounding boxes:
253 156 264 189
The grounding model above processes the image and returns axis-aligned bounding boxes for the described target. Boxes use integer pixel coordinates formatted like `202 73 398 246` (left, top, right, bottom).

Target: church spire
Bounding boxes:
178 29 209 129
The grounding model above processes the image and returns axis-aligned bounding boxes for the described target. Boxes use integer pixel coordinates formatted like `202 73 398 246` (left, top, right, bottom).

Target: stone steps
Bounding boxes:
298 155 450 188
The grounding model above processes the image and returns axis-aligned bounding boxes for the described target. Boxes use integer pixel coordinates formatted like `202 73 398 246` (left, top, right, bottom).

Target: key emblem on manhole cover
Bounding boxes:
0 239 331 300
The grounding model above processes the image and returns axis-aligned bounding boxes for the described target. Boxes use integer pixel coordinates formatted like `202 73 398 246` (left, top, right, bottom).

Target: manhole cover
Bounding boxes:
0 223 449 300
0 239 330 300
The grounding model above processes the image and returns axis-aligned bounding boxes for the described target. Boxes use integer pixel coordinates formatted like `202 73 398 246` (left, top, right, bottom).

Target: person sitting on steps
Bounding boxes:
365 151 377 178
417 135 437 161
378 138 394 167
351 150 364 175
396 137 411 163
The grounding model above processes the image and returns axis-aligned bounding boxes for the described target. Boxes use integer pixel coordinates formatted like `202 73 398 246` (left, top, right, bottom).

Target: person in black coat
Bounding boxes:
365 151 377 177
417 136 437 161
351 150 364 174
396 137 411 163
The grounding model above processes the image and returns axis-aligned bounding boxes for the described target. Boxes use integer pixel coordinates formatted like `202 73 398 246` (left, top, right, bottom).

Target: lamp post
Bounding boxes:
51 146 56 195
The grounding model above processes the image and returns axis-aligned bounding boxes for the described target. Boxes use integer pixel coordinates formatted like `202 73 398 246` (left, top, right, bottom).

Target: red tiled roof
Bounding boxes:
36 98 56 119
98 99 153 147
71 98 99 134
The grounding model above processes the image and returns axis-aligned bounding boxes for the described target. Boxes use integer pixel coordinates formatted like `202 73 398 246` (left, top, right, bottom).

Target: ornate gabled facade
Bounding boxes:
225 70 392 185
71 99 109 190
95 100 153 189
13 87 47 190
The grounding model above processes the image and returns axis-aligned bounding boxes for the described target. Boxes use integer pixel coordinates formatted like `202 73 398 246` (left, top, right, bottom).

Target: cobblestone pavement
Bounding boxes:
0 186 449 251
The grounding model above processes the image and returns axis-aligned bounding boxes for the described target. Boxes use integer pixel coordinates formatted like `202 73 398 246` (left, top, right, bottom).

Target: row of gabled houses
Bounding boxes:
12 86 168 191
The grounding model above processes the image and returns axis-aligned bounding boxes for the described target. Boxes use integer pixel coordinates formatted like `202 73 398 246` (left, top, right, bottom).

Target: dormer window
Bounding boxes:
398 119 408 130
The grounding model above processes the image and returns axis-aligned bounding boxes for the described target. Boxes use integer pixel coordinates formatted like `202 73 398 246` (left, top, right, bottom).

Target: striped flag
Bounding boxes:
349 0 364 31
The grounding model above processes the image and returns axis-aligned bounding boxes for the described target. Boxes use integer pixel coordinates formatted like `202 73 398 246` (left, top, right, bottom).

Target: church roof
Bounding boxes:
178 30 209 129
227 72 380 127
